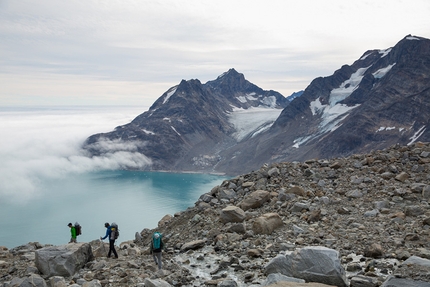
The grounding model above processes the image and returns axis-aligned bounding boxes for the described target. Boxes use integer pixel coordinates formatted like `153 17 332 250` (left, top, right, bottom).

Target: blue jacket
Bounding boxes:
101 226 111 240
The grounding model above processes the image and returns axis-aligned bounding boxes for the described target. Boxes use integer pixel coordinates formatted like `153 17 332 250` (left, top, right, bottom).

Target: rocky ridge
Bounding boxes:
1 142 430 287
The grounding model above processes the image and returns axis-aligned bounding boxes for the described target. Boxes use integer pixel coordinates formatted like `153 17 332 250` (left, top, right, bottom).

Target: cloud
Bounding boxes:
1 0 430 106
0 107 150 203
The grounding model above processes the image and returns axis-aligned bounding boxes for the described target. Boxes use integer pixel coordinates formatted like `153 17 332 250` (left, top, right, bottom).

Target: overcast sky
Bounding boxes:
1 0 429 107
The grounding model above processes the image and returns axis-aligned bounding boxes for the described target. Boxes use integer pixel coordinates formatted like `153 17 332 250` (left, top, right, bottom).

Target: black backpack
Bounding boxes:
74 222 82 236
110 222 119 240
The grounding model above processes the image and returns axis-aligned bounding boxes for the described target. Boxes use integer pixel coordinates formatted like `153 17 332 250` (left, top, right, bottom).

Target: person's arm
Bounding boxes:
101 227 110 240
71 227 76 238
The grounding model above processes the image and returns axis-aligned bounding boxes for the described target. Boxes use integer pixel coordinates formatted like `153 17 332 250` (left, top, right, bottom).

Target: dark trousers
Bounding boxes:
108 239 118 258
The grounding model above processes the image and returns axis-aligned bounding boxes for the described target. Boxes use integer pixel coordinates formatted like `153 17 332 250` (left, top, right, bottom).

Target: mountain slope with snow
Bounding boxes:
215 35 430 174
84 35 430 175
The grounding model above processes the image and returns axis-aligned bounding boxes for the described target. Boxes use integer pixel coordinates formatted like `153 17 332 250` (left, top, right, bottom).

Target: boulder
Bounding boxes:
252 213 283 235
265 246 347 287
144 278 172 287
220 206 246 223
180 240 206 252
35 243 93 277
239 190 270 211
19 274 47 287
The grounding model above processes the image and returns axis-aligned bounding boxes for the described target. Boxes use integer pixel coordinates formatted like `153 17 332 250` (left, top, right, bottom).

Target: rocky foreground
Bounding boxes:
1 142 430 287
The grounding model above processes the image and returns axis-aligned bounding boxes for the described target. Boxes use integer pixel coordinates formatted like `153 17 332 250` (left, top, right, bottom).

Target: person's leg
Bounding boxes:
108 240 114 257
152 253 158 265
155 252 162 270
112 240 118 258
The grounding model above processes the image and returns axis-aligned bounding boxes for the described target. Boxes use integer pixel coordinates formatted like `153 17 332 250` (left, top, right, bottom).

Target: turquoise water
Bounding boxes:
0 170 227 249
0 106 229 249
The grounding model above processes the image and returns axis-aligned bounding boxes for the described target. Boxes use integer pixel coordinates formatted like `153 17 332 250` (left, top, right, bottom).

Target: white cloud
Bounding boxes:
1 0 429 106
0 106 150 203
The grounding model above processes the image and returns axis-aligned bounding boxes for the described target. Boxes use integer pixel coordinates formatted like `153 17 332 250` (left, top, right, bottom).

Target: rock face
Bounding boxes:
83 68 289 174
1 142 429 287
35 243 93 277
83 35 430 176
218 35 430 174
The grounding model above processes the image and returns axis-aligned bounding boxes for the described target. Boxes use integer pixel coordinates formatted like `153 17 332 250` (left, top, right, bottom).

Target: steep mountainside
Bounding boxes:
84 35 430 176
217 35 430 174
83 69 289 172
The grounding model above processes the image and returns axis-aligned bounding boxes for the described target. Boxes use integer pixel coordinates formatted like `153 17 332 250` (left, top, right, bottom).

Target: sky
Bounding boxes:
1 0 430 107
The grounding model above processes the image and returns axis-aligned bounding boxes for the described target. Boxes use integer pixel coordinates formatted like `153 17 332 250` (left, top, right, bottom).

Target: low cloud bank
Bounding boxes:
0 106 150 203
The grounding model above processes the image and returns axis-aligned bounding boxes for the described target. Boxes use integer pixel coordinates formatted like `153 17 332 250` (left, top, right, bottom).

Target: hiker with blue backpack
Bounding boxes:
150 231 164 270
100 222 119 259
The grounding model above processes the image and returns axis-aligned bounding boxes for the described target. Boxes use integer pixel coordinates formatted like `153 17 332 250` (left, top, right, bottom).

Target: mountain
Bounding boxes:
216 35 430 174
84 35 430 175
83 68 289 173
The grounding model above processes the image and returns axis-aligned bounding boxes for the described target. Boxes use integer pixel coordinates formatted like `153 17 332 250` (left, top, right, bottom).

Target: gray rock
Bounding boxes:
265 246 347 287
218 279 238 287
380 276 430 287
35 243 93 277
180 240 206 252
220 206 246 223
239 190 270 211
401 256 430 268
19 274 47 287
350 275 379 287
252 213 283 235
263 273 305 286
144 278 172 287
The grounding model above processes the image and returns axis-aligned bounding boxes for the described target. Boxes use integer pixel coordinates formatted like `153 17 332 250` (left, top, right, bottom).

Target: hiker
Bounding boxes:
150 231 164 270
67 223 77 243
100 222 118 258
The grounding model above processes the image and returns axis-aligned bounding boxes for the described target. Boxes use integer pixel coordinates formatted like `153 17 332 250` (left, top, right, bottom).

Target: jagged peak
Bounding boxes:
216 68 240 79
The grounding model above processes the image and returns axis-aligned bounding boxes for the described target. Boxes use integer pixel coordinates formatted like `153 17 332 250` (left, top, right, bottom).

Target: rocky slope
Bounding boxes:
1 142 430 287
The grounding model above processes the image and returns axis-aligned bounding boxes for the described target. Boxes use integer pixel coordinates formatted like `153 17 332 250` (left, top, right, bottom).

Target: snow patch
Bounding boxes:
163 86 178 104
300 98 360 148
408 126 426 145
359 52 372 61
260 96 277 108
228 107 282 141
142 129 155 135
373 63 396 79
376 126 400 132
329 66 370 106
163 117 171 122
171 126 181 136
406 36 420 41
379 48 392 58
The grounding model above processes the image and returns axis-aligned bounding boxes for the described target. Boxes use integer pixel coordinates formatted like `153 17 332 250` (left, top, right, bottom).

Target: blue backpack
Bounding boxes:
153 232 162 249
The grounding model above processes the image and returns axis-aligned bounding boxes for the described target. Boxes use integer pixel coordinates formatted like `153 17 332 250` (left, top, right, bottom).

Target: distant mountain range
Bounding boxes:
83 35 430 175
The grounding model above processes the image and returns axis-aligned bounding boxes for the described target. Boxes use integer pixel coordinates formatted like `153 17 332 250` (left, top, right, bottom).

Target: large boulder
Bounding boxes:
239 190 270 211
35 243 94 277
265 246 347 287
252 213 284 235
220 206 246 223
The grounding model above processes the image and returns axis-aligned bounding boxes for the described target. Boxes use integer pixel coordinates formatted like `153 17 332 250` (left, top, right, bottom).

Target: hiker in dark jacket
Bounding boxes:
150 232 164 270
100 222 118 258
67 223 76 243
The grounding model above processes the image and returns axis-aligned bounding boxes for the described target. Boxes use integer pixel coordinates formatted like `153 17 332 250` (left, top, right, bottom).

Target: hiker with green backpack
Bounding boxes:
150 231 165 270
